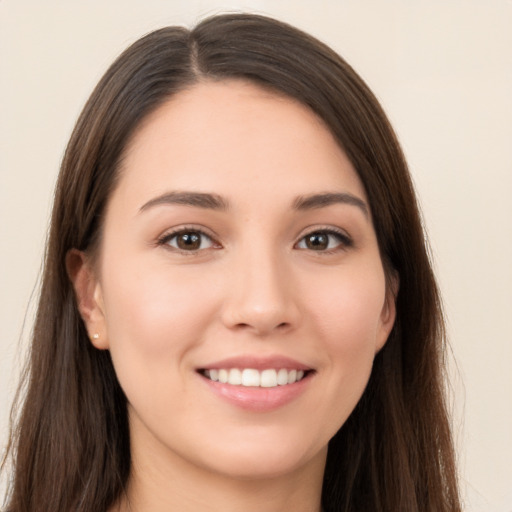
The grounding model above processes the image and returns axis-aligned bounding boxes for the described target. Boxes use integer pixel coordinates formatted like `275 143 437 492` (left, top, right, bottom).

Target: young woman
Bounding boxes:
2 13 461 512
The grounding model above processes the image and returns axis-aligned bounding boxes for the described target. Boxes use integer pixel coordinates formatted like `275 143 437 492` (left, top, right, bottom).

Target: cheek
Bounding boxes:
305 263 387 401
98 252 221 384
98 257 222 424
307 264 387 348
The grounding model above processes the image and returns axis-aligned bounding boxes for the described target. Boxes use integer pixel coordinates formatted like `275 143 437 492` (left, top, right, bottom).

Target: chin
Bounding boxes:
193 433 328 481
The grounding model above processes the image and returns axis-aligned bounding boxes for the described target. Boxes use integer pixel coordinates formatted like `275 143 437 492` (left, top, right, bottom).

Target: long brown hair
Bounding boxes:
2 13 461 512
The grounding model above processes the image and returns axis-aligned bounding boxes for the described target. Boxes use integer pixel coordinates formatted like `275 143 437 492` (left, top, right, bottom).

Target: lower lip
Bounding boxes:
199 373 312 412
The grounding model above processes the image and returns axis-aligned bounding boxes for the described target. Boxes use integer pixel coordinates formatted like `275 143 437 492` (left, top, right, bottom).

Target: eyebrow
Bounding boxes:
139 191 229 212
139 190 369 218
292 192 369 217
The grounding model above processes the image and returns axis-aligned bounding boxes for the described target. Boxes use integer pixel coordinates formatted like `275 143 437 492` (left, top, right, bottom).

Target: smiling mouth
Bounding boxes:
199 368 311 388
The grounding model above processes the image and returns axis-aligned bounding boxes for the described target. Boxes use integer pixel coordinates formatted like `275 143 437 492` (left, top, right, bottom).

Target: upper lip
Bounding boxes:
198 355 312 371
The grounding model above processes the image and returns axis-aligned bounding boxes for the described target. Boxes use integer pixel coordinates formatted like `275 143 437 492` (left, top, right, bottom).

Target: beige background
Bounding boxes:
1 1 511 510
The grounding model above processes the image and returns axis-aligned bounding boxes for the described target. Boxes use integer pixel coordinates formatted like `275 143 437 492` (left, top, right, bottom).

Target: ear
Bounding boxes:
375 272 399 353
66 249 109 350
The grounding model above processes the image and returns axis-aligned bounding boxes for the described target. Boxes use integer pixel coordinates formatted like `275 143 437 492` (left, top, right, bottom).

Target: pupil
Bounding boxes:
178 232 200 250
307 233 328 250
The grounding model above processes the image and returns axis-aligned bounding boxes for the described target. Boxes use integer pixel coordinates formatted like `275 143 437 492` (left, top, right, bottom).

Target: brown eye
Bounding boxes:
304 233 329 250
164 231 214 251
297 230 352 251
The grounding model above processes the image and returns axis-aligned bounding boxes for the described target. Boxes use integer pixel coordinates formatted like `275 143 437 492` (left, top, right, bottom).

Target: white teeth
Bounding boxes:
203 368 307 387
242 369 260 387
218 369 229 383
277 368 289 385
228 368 242 385
260 369 277 387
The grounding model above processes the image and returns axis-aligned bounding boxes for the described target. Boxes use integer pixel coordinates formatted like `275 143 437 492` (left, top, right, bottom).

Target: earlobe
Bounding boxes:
376 273 399 352
66 249 109 350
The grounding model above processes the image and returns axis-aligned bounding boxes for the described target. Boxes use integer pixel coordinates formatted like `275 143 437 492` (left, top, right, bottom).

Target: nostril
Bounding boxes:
221 296 300 334
231 320 291 335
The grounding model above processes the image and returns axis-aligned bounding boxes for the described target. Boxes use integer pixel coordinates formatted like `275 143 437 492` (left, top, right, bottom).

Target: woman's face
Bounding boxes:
78 80 395 480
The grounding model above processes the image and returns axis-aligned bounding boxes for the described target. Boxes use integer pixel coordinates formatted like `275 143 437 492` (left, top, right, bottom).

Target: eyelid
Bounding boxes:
294 226 354 252
157 225 221 253
155 224 353 254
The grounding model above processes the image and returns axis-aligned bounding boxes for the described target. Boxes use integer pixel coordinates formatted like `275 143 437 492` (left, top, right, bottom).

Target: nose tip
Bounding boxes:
227 308 295 336
220 259 300 336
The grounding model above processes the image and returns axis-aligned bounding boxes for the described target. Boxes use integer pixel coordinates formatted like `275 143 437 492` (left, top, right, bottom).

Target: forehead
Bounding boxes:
117 79 366 210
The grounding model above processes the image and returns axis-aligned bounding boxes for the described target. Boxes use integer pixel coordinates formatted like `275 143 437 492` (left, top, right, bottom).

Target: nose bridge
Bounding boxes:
222 234 298 334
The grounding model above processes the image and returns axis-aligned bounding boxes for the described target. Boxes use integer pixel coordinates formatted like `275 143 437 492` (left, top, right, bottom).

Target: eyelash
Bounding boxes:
157 226 218 254
295 228 353 253
156 226 353 254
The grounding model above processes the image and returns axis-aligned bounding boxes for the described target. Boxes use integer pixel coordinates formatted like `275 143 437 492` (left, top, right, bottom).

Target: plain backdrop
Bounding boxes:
1 1 511 511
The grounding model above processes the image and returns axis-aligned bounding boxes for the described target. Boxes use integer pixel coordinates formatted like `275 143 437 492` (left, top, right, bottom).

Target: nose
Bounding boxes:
220 245 301 336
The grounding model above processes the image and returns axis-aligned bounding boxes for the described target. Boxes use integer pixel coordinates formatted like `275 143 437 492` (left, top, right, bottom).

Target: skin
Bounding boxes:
70 80 396 512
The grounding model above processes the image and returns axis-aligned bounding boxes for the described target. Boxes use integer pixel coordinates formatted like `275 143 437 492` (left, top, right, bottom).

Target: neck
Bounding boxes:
111 415 326 512
116 467 325 512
